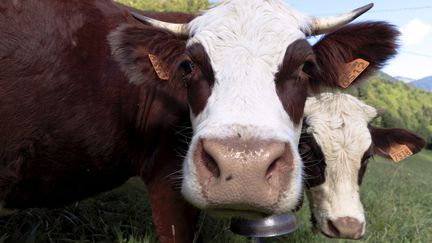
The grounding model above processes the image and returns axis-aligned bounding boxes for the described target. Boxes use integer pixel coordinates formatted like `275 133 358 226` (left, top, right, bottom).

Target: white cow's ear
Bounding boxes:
360 103 378 122
370 126 426 161
376 108 387 117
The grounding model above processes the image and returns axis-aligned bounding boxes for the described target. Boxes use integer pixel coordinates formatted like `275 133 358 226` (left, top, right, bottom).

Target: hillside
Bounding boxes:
395 76 414 83
349 72 432 148
411 76 432 92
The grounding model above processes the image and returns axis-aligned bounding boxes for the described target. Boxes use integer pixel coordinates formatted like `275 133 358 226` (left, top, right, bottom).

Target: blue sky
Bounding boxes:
288 0 432 80
209 1 432 79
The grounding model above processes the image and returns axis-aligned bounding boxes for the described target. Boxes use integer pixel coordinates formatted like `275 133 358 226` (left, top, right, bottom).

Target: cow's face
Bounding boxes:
301 93 426 239
111 1 398 218
180 1 314 218
302 94 376 239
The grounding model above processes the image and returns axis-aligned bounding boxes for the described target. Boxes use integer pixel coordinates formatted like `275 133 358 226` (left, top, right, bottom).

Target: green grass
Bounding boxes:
1 150 431 243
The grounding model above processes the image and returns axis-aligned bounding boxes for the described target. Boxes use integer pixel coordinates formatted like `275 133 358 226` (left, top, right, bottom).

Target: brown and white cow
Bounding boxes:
119 6 409 241
0 0 399 242
123 0 399 218
300 93 426 239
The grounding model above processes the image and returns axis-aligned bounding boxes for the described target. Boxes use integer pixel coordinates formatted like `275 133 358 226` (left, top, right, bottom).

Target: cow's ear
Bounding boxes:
108 24 187 86
369 126 426 161
310 22 399 90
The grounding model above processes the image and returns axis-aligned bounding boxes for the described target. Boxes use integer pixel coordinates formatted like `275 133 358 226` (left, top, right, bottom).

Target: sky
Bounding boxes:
287 0 432 80
209 0 432 80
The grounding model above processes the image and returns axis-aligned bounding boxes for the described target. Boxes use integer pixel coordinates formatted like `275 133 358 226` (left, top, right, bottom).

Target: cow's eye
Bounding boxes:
180 60 195 76
302 60 314 73
179 60 195 88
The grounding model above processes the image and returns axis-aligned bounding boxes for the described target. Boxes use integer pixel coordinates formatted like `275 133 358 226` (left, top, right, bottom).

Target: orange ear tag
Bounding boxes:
338 58 370 88
389 144 413 163
148 54 170 81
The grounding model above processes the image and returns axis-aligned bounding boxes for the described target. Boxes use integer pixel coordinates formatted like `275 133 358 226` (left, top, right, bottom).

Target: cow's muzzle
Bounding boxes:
193 137 295 214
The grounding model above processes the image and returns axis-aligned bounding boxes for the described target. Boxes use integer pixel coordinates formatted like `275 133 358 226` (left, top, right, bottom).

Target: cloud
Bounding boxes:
400 19 432 45
384 53 432 80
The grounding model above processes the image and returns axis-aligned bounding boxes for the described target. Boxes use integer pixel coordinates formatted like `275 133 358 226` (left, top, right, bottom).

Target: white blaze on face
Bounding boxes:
304 93 377 235
181 0 312 212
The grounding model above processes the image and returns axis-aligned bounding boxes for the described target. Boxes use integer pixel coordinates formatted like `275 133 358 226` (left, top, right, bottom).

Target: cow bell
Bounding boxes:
230 213 298 238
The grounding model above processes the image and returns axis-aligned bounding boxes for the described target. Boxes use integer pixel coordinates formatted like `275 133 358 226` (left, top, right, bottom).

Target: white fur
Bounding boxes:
304 93 377 236
181 0 312 213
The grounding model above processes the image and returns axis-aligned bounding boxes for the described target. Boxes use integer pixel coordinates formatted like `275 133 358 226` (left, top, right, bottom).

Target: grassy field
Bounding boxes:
1 150 431 243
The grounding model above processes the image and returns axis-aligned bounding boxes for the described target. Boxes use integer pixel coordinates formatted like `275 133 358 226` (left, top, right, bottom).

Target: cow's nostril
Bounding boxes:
327 219 340 237
202 148 220 178
266 157 282 181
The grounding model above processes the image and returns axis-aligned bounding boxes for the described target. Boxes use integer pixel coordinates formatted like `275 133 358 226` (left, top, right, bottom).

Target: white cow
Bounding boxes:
301 93 425 239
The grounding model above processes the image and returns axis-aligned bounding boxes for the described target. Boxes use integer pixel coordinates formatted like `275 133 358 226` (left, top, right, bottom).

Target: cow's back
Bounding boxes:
0 0 140 208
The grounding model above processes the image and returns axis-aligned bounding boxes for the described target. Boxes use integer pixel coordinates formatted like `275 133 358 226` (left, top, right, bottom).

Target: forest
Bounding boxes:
349 73 432 148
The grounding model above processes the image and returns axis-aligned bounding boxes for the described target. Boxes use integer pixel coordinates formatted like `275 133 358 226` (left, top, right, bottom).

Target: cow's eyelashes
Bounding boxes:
179 60 195 87
178 60 195 88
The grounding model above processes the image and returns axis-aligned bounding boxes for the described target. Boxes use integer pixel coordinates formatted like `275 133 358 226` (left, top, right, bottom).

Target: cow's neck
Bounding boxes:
131 85 189 177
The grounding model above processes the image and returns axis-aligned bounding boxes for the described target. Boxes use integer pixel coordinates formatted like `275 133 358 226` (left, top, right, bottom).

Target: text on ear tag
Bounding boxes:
339 58 370 88
389 144 413 163
148 54 169 81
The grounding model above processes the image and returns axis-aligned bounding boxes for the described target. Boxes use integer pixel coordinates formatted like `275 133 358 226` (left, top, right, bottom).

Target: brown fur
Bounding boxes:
112 5 200 243
276 40 315 125
0 1 196 242
358 146 373 185
1 0 133 206
184 43 215 116
310 22 400 91
369 126 426 159
275 22 400 123
109 24 188 87
299 121 327 188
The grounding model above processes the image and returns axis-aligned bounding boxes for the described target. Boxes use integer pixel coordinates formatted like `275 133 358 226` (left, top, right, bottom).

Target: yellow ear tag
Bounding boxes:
389 144 413 163
148 54 169 81
339 58 370 88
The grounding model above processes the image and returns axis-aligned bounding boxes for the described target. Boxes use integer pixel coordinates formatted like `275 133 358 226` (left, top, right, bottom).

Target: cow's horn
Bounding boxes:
131 12 188 35
310 3 374 36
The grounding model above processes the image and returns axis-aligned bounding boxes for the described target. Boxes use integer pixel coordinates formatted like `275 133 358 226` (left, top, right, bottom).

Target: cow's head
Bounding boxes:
109 1 398 218
301 93 426 239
